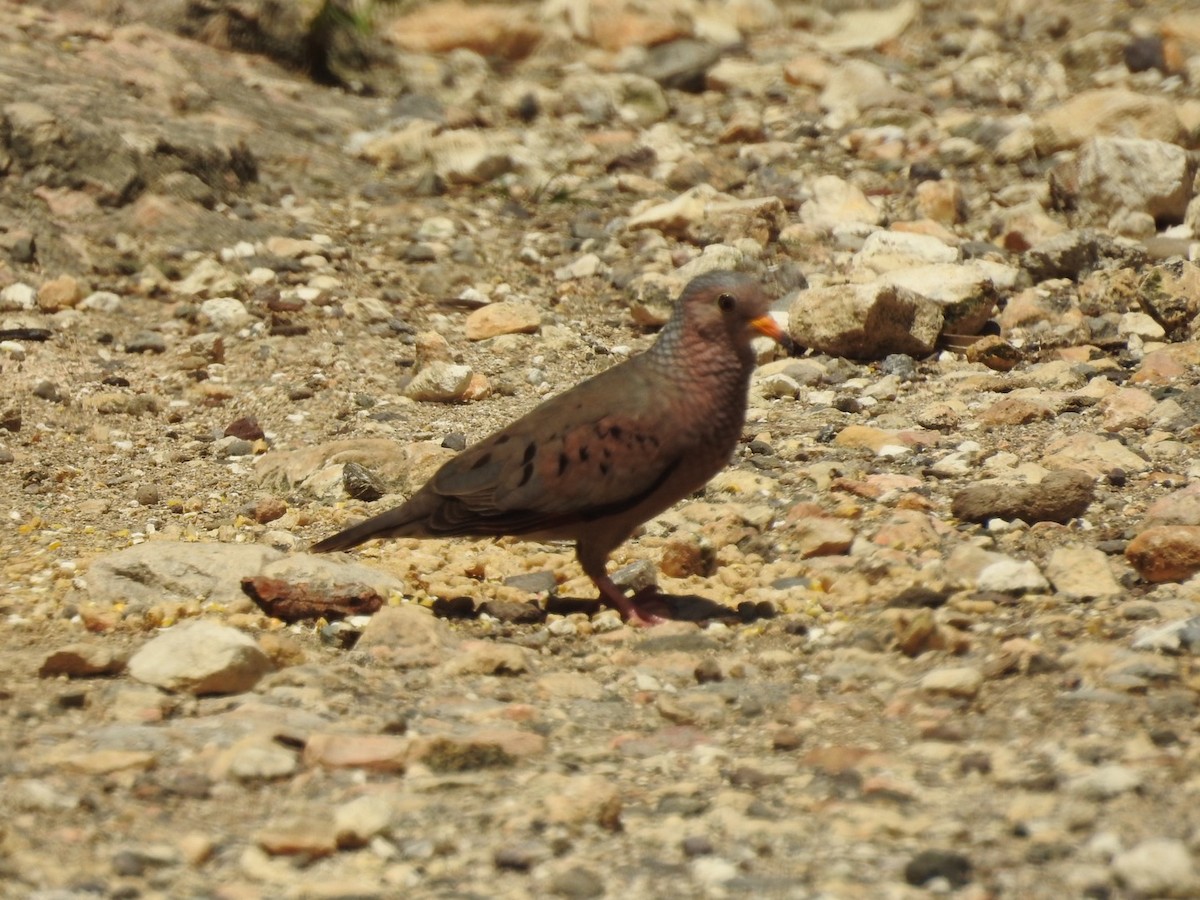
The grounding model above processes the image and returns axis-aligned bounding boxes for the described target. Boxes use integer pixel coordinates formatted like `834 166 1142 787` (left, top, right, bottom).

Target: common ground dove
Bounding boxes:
311 271 784 624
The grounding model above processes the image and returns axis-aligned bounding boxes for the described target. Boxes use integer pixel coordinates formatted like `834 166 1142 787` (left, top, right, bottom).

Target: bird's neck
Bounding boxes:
645 321 755 404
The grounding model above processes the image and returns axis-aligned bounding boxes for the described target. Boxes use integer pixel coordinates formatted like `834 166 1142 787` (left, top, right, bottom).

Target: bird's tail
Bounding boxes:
309 495 432 553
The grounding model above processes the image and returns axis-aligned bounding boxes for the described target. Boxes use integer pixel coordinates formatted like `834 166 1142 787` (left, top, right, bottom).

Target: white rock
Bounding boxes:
404 363 473 402
1068 765 1141 800
415 217 457 241
799 175 881 228
199 297 252 332
1077 137 1194 223
1118 311 1166 340
334 794 394 848
0 283 36 311
343 297 393 322
789 282 943 359
555 252 603 281
977 558 1050 594
128 620 272 695
1111 838 1198 897
80 290 122 312
919 666 983 699
86 542 282 608
853 231 958 274
1043 545 1122 600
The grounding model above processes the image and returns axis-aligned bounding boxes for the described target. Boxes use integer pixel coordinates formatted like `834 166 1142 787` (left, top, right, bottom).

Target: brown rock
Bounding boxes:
37 274 83 311
39 642 128 678
465 301 540 341
951 469 1095 524
964 335 1022 372
388 1 541 60
659 538 715 578
1126 526 1200 583
251 497 287 524
915 179 966 225
1034 89 1185 153
978 397 1054 427
240 576 383 623
303 733 411 772
255 819 337 858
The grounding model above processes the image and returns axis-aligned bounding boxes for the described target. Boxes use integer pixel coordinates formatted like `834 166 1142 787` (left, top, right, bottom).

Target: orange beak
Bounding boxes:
750 314 786 343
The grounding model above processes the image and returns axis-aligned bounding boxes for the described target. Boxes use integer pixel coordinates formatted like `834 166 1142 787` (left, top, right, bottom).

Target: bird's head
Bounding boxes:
674 270 785 355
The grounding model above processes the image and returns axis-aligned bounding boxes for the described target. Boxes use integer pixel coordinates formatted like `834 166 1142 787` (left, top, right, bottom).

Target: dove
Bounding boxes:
311 270 784 625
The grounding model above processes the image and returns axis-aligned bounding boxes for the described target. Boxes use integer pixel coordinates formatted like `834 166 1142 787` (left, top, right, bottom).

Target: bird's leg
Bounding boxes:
578 544 666 626
590 572 667 627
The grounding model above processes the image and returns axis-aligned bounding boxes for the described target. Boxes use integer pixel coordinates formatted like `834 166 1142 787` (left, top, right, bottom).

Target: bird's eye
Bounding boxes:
717 293 735 312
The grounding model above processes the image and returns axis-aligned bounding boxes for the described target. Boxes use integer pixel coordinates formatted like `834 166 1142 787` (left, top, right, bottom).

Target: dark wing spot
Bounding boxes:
471 453 493 470
495 434 511 445
609 424 622 439
519 462 534 487
558 452 569 475
523 442 537 464
600 462 610 476
579 446 589 462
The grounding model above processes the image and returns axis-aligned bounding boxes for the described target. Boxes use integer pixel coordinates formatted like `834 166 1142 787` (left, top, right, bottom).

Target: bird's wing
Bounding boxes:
427 360 686 536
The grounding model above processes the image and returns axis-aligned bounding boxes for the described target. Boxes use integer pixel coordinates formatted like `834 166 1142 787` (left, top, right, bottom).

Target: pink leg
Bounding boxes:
591 573 667 627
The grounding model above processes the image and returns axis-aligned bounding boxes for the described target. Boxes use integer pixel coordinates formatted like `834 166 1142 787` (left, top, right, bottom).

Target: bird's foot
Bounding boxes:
594 576 668 626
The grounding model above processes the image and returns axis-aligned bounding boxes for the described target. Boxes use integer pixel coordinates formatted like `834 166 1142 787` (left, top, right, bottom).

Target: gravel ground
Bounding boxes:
5 0 1200 897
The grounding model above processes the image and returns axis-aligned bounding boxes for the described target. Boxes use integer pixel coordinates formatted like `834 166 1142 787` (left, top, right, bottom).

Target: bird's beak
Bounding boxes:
750 314 786 344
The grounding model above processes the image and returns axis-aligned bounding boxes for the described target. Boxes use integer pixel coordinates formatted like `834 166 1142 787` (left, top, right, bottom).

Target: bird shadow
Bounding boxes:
545 592 747 623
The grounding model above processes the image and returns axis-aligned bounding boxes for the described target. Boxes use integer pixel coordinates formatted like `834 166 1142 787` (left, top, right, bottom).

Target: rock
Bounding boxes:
951 470 1095 524
539 774 622 830
221 736 299 782
388 1 541 60
798 174 881 227
198 297 252 331
1142 484 1200 529
1111 838 1198 897
852 231 958 274
356 604 459 668
1043 546 1122 600
1138 260 1200 335
904 849 973 888
547 865 605 899
255 818 337 858
303 733 411 772
37 274 82 311
431 130 516 185
977 558 1050 595
127 620 272 695
881 262 1008 336
39 642 128 678
1131 617 1200 654
404 362 474 402
1021 230 1147 283
1126 526 1200 582
440 641 531 676
788 282 943 359
465 302 540 340
333 794 394 849
1068 765 1141 800
1034 88 1185 154
86 542 282 609
626 183 784 244
1076 137 1195 225
920 666 983 699
1041 432 1150 477
560 72 669 128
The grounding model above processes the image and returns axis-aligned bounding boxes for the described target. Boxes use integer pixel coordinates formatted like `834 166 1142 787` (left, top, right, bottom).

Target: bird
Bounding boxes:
311 270 785 625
